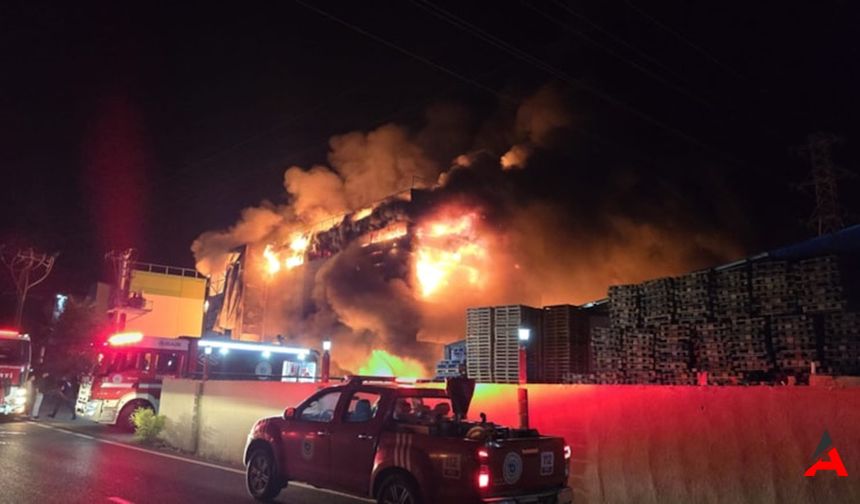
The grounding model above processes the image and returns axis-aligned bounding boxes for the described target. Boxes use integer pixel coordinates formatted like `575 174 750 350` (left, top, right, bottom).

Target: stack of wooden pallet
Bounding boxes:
641 277 676 326
465 307 494 383
493 305 542 384
656 324 693 384
796 255 846 314
728 317 771 375
752 261 796 316
590 326 623 383
771 314 817 374
624 329 657 384
714 266 750 320
609 284 640 328
676 270 712 323
541 305 573 383
823 311 860 375
694 322 736 384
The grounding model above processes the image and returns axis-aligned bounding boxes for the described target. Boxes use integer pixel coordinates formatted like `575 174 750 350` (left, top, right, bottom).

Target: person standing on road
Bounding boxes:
48 375 76 420
30 371 51 419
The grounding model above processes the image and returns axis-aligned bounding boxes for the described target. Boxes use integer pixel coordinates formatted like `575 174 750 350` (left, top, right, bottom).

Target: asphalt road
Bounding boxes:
0 418 369 504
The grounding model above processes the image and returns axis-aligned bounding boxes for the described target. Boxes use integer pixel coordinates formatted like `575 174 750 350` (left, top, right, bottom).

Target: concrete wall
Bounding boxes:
158 380 859 503
160 378 322 463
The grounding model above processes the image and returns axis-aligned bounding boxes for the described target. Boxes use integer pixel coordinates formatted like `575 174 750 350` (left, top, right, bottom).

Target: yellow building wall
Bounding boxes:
126 271 206 337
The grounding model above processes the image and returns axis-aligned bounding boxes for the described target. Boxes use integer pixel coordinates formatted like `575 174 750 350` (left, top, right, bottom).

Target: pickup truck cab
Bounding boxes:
244 376 573 504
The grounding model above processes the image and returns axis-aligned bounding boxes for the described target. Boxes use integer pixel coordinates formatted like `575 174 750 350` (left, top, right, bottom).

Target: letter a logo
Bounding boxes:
804 430 848 477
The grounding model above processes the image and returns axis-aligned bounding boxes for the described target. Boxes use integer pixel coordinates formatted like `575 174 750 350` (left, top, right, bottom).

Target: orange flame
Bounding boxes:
352 206 374 221
285 233 309 270
357 349 426 378
263 244 281 275
414 209 487 298
361 221 408 247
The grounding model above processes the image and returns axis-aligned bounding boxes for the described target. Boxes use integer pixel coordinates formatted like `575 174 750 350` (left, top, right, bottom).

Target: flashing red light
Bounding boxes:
478 465 490 489
477 448 489 460
564 444 571 460
108 332 144 346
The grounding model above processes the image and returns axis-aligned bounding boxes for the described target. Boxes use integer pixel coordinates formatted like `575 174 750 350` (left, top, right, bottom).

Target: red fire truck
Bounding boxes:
244 376 573 504
0 329 31 417
76 331 316 429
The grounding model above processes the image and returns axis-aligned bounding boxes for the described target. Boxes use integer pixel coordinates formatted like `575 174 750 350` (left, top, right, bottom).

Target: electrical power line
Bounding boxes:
407 0 743 165
625 1 749 83
522 0 717 110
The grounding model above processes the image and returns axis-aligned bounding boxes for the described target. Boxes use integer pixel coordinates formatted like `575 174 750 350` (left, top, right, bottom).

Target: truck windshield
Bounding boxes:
0 340 28 365
393 396 454 424
99 352 138 373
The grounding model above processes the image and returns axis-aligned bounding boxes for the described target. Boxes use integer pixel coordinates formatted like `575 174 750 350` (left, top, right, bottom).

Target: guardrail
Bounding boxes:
133 261 206 279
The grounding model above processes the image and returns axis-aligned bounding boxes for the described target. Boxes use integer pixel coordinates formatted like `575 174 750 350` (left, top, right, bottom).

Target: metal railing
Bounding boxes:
132 261 206 279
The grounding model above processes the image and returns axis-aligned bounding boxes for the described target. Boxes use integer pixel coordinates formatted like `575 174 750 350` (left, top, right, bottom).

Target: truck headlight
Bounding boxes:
12 388 27 404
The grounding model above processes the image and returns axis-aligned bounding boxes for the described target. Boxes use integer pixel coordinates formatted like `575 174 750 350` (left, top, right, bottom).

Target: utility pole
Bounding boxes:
1 246 57 329
105 249 136 330
800 132 845 236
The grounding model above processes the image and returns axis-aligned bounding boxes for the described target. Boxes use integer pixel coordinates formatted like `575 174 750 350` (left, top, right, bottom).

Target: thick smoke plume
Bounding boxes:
192 82 743 374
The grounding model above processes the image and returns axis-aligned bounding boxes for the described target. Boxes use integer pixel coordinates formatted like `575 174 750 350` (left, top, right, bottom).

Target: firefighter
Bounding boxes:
30 371 52 419
47 375 76 420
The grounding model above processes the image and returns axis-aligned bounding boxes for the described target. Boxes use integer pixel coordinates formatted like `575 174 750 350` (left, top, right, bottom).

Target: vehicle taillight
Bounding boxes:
478 465 490 489
477 448 489 460
564 444 572 460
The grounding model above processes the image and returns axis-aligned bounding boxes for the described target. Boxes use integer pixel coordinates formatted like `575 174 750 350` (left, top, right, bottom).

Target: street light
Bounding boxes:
518 328 530 342
517 327 530 430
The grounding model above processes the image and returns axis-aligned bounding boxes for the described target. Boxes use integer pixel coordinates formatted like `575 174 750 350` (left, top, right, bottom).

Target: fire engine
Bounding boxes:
244 376 573 504
76 331 316 429
0 329 31 416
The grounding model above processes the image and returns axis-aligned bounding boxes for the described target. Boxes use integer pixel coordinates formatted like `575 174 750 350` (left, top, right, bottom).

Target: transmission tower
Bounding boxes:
801 132 845 236
0 246 57 328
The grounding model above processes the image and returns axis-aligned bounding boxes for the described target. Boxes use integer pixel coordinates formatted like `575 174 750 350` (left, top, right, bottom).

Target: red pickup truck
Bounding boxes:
244 376 573 504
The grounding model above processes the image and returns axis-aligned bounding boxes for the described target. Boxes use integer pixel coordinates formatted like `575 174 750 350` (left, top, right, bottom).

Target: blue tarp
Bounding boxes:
767 224 860 260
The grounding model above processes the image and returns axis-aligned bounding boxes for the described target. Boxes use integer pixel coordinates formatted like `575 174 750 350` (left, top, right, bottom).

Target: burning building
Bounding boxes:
192 84 743 377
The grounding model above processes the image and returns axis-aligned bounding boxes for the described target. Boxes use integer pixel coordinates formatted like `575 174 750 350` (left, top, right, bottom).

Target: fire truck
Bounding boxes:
76 331 316 429
0 329 31 417
244 376 573 504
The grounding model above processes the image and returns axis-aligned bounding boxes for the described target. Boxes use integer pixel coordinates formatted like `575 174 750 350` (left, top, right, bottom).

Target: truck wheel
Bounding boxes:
246 447 281 501
117 401 151 433
378 474 421 504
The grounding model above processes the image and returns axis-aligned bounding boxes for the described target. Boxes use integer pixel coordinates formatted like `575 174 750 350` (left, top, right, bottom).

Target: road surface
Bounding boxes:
0 418 368 504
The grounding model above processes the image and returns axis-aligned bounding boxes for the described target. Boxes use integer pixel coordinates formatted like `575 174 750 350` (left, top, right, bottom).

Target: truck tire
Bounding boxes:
116 400 151 433
246 447 281 501
377 473 422 504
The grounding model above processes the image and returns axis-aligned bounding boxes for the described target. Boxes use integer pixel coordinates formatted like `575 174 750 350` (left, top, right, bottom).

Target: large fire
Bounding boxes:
262 233 311 274
414 210 487 298
357 349 426 378
263 244 281 275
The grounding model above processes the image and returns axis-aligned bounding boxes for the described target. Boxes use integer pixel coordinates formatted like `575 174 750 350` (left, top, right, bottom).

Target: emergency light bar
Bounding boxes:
108 332 145 346
0 329 27 340
197 339 310 358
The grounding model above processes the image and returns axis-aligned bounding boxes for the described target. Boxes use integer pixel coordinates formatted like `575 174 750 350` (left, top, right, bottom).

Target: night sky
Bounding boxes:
2 0 858 305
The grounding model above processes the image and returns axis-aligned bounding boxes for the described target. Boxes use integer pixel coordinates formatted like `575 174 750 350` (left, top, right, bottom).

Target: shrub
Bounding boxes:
131 407 166 444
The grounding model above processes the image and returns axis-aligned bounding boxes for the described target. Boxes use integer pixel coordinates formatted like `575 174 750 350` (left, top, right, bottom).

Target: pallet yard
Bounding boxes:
594 251 859 384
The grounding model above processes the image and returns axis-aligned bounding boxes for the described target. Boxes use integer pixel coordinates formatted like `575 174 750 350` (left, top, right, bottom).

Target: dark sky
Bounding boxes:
1 0 858 299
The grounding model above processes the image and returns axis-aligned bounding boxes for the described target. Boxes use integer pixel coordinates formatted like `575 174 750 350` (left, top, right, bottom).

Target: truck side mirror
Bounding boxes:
283 407 296 420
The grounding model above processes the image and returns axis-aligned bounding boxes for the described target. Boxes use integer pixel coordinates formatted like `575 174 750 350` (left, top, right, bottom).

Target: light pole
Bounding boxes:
321 340 332 384
517 328 530 429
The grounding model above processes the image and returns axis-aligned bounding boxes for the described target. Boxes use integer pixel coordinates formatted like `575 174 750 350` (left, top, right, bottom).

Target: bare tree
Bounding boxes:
1 246 57 329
